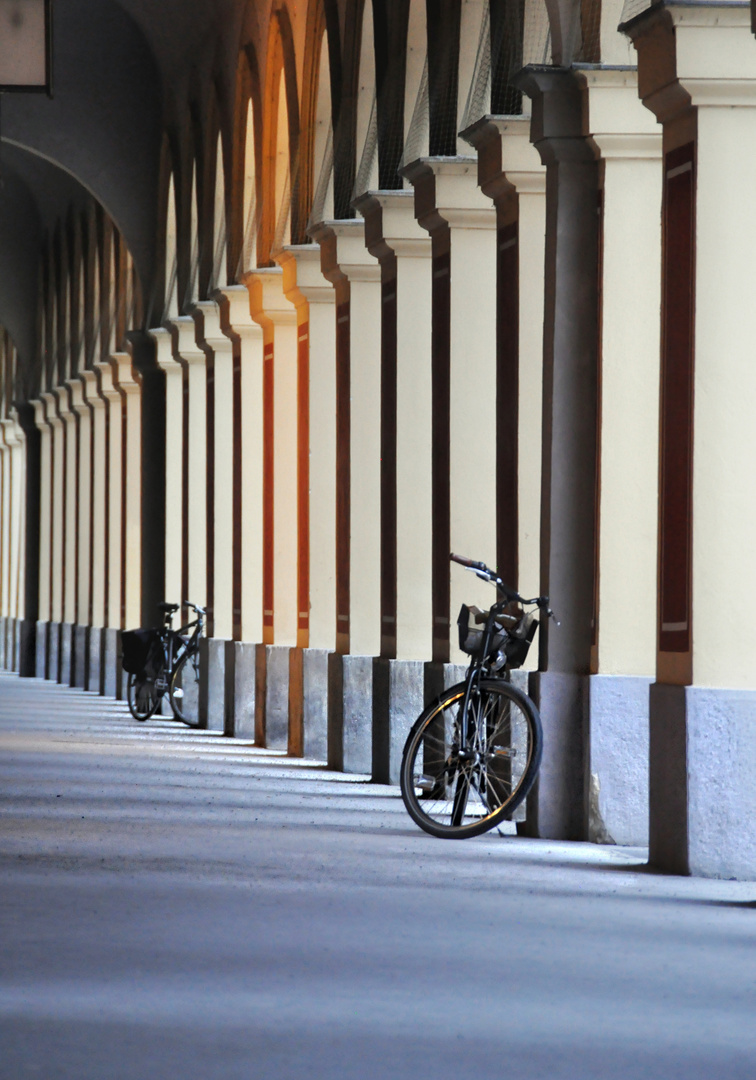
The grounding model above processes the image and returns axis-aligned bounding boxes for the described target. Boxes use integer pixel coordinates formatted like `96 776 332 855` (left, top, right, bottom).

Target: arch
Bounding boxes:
232 45 263 277
261 4 301 261
211 131 228 291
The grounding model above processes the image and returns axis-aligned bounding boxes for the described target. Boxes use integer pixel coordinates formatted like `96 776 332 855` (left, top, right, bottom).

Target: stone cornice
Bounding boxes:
354 190 431 263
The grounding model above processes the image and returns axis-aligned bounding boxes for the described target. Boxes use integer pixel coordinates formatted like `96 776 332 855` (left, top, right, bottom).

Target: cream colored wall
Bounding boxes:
84 374 107 629
95 361 122 629
113 354 141 631
172 318 207 612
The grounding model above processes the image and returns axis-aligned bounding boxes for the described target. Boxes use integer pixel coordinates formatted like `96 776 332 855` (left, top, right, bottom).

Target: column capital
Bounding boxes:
66 377 89 419
80 369 105 410
311 219 382 286
111 353 141 396
150 326 182 376
514 65 598 166
462 115 546 201
622 1 756 122
278 244 335 306
404 156 496 235
0 416 21 449
30 398 48 430
214 285 264 346
167 316 206 366
244 267 298 330
354 190 431 262
94 360 121 403
194 299 234 357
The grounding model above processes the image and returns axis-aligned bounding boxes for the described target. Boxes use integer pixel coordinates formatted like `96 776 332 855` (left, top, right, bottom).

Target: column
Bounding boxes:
42 390 64 681
579 67 663 845
32 399 51 677
195 301 235 642
112 353 141 632
315 220 383 659
15 402 39 677
69 377 92 687
278 245 337 654
245 268 300 648
514 67 601 840
152 327 184 610
356 191 433 662
82 369 106 692
171 318 207 613
56 384 77 684
406 158 499 664
95 360 123 696
626 0 756 878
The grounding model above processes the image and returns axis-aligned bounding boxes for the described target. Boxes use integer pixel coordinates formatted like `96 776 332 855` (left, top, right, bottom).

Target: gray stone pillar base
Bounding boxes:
34 621 48 679
327 654 373 774
650 683 756 880
587 674 651 847
289 648 329 760
102 629 122 699
48 623 61 683
231 642 257 739
521 671 587 841
59 623 74 686
198 638 230 733
373 659 426 785
72 625 89 689
0 616 6 668
87 628 103 694
17 618 36 677
262 645 290 750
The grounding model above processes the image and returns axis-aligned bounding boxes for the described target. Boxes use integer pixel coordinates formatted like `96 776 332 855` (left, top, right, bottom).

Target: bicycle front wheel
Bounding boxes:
400 680 542 839
169 649 201 727
126 672 162 722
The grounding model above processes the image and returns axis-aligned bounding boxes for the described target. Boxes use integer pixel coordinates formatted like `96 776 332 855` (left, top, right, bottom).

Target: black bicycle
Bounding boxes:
122 602 206 726
400 554 556 839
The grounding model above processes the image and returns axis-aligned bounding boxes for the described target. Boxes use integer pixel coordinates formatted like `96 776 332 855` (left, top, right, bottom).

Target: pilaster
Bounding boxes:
625 0 756 877
111 353 141 631
94 361 123 631
355 190 433 662
152 327 183 610
279 242 337 653
313 218 383 660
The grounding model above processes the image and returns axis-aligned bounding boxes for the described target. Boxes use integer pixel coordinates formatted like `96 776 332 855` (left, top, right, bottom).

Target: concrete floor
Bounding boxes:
1 673 755 1080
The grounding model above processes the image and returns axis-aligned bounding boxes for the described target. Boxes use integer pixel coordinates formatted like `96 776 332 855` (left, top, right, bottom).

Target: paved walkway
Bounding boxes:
1 671 755 1079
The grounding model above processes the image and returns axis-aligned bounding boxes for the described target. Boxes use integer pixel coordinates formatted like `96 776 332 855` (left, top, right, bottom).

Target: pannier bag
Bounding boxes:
121 628 164 679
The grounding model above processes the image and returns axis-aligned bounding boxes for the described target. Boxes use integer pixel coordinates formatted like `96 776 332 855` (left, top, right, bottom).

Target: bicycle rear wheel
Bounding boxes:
169 649 201 727
126 672 162 722
400 680 542 839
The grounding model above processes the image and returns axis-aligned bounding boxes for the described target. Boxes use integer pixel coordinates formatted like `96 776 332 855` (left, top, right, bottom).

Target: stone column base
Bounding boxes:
34 621 48 678
373 659 427 785
261 645 290 750
0 616 6 668
59 623 74 686
199 638 229 733
102 629 122 699
231 642 258 739
327 654 373 774
289 648 329 760
72 625 89 689
650 683 756 880
87 628 103 693
48 623 61 683
587 674 651 847
521 671 587 841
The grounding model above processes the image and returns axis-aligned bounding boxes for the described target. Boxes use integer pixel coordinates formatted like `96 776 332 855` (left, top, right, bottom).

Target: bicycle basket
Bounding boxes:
503 611 539 669
457 604 507 658
121 629 163 678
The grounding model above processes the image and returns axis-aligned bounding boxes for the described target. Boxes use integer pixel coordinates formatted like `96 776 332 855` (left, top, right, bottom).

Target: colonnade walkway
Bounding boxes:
1 673 755 1079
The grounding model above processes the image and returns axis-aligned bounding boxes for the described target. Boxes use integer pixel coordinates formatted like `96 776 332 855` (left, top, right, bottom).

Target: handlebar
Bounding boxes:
450 552 558 621
182 601 206 617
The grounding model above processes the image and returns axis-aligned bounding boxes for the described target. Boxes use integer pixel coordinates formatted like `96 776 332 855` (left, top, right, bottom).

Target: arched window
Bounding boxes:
310 26 334 222
241 98 258 272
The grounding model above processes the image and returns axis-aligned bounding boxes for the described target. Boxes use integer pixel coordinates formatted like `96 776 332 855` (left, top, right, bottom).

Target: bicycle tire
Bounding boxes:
400 679 543 839
169 648 201 727
126 672 162 722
